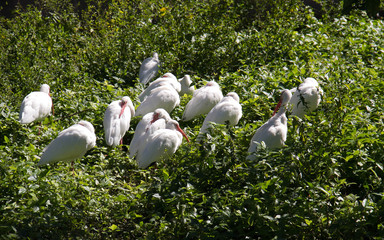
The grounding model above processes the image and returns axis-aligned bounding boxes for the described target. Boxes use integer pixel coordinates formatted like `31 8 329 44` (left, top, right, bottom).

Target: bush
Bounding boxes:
1 1 384 239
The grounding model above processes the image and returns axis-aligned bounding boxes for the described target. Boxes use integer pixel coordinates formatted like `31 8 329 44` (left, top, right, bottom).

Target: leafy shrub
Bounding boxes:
1 1 384 239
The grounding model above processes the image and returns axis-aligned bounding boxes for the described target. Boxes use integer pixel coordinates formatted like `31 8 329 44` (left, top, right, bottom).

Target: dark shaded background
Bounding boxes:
0 0 381 19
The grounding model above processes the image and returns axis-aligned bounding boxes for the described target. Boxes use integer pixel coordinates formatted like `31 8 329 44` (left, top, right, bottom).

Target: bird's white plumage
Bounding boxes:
182 81 223 121
129 108 170 158
19 84 52 124
290 77 323 118
138 73 180 102
178 75 195 96
136 120 187 169
37 120 96 166
198 92 242 140
135 85 180 116
103 96 135 147
248 90 292 159
139 52 160 85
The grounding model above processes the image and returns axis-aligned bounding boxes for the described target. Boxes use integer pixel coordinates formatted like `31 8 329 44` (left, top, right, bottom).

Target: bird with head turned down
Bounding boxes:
37 120 96 166
197 92 242 141
182 81 223 121
19 84 53 125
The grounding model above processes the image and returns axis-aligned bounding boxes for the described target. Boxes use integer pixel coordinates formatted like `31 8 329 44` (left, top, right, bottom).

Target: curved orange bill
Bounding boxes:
150 112 160 123
146 113 161 133
176 125 190 143
272 99 282 116
119 103 127 118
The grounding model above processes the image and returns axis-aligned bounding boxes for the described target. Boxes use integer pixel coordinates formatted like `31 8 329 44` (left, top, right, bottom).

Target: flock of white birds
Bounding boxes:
18 53 323 169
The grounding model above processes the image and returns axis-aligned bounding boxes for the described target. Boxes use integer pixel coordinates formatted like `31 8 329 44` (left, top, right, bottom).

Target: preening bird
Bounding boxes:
139 52 160 85
290 77 323 118
182 81 223 121
178 75 195 96
197 92 242 141
135 84 180 116
129 108 171 158
103 96 135 147
19 84 53 124
37 120 96 166
136 119 189 169
247 89 292 160
138 73 180 102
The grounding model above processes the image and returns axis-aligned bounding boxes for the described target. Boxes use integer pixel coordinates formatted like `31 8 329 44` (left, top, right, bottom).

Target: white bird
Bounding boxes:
248 89 292 160
136 119 189 169
139 52 160 85
103 96 135 147
19 84 53 124
182 81 223 121
37 120 96 166
197 92 242 141
178 75 195 96
135 84 180 116
129 108 171 158
138 73 180 102
290 77 323 118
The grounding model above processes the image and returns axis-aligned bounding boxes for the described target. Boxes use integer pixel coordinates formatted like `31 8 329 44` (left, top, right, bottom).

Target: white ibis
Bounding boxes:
182 81 223 121
103 96 135 147
178 75 195 96
247 89 292 160
37 120 96 166
135 85 180 116
19 84 53 124
138 73 180 102
139 52 160 85
290 77 323 118
197 92 242 141
136 119 189 169
129 108 171 158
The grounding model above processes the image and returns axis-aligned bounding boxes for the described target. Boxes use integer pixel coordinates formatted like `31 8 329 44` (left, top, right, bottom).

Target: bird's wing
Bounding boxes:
129 114 153 158
182 91 209 121
138 80 171 102
290 85 322 117
19 92 52 124
38 93 53 117
137 130 179 169
249 122 270 153
139 57 159 85
135 87 178 116
103 103 122 147
300 86 322 109
129 131 144 158
138 82 158 102
249 118 285 150
119 110 131 137
182 89 222 121
134 118 167 159
19 93 38 123
208 101 242 125
38 126 94 165
198 101 242 138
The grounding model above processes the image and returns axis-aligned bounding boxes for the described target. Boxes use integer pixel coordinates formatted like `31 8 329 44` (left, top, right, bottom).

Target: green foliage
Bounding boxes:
1 1 384 239
343 0 381 17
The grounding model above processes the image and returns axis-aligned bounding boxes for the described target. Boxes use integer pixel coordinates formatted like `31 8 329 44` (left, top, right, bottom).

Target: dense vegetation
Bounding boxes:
1 0 384 238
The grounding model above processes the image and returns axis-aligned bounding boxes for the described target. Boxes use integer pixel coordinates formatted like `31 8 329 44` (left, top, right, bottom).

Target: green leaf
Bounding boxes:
109 224 118 231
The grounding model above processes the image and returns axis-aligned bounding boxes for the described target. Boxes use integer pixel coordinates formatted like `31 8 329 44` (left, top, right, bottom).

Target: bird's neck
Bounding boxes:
275 105 287 117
